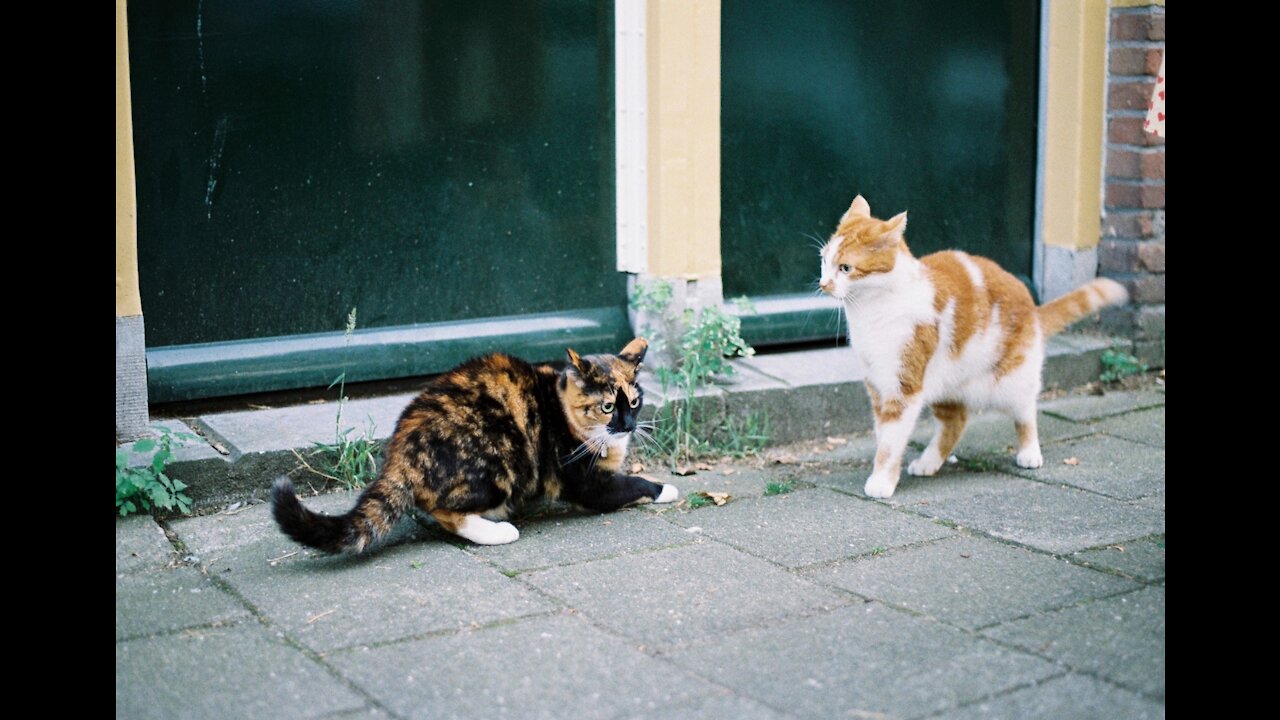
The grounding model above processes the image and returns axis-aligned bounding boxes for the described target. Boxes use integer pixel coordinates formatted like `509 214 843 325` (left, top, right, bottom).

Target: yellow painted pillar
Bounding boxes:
1041 0 1107 253
1038 0 1108 300
618 0 722 359
645 0 720 281
117 0 141 319
117 0 149 440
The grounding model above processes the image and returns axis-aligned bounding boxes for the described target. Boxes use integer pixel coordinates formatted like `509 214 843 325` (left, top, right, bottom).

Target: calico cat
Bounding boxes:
818 195 1128 499
271 338 678 550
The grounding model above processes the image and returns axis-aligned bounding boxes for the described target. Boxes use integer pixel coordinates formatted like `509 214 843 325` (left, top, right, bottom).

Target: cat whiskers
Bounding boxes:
802 231 828 253
631 422 659 453
563 427 614 467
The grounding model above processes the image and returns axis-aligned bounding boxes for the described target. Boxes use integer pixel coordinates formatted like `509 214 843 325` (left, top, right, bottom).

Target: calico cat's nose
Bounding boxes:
609 387 637 433
820 279 835 295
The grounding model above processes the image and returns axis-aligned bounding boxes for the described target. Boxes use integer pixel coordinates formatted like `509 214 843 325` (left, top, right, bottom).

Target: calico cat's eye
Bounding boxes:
839 264 852 273
629 395 640 408
600 401 615 414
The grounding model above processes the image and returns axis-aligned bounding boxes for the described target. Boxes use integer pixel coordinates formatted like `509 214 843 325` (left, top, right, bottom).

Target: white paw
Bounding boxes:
655 484 679 504
457 516 521 545
1016 448 1044 469
864 475 898 499
907 452 943 477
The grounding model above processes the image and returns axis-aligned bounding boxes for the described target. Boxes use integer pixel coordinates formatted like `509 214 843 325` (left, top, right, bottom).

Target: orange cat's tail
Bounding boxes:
1037 278 1129 337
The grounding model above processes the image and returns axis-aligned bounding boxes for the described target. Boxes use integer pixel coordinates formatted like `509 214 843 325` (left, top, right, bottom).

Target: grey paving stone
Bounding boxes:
815 468 1019 506
733 380 874 444
120 419 235 510
196 393 414 456
877 473 1166 555
172 496 553 653
121 419 225 465
665 604 1058 720
1132 493 1165 512
639 465 805 509
934 412 1097 458
1015 435 1165 500
116 623 366 720
316 708 395 719
785 412 1089 463
171 489 423 560
984 586 1165 699
620 692 794 720
872 471 1024 505
116 567 251 640
327 614 705 720
664 488 954 568
713 360 793 394
781 433 877 466
937 674 1165 720
522 541 850 648
465 507 696 572
1041 391 1164 422
802 536 1137 630
116 515 177 575
739 347 865 386
1073 537 1166 581
1095 406 1165 448
1043 334 1111 390
230 542 551 653
802 466 878 495
711 347 878 443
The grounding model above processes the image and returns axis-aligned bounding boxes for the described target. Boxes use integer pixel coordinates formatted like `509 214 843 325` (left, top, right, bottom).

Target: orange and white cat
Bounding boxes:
819 195 1128 498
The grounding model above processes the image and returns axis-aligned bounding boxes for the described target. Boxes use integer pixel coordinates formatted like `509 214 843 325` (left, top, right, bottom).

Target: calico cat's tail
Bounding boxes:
271 474 411 554
1037 278 1129 337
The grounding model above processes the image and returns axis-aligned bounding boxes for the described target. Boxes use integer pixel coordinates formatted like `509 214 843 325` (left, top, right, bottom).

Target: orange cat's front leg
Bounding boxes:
865 387 926 498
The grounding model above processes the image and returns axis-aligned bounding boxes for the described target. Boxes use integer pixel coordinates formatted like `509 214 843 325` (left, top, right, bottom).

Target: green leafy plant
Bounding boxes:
630 281 769 467
764 480 795 496
294 308 382 489
870 546 887 556
116 426 196 516
1099 346 1149 383
686 493 712 510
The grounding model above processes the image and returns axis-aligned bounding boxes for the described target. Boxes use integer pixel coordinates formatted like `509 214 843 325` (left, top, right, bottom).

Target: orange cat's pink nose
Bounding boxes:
820 280 835 294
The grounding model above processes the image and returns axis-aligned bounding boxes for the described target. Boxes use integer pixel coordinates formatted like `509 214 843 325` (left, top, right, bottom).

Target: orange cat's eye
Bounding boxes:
629 395 640 408
600 401 615 414
839 264 852 273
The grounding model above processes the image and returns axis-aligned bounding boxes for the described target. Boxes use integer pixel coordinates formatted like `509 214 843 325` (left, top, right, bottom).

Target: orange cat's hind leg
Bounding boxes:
908 402 968 477
1012 405 1044 469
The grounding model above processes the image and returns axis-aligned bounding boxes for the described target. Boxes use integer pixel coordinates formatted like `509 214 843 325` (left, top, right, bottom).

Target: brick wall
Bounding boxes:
1099 3 1165 366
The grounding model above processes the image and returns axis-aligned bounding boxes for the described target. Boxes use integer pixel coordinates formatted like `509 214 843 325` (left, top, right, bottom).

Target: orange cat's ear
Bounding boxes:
841 195 872 224
566 348 591 375
618 337 648 366
884 211 907 235
866 211 907 250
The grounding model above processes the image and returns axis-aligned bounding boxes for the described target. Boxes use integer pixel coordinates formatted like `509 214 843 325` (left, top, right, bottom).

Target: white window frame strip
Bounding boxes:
615 0 648 273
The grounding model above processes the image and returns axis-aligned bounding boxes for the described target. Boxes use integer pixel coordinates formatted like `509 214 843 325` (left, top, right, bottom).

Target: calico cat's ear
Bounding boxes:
841 194 872 224
617 337 648 366
566 348 592 375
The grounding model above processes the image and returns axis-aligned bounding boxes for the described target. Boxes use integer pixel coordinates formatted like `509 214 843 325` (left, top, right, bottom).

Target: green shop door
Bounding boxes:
722 0 1040 345
129 1 622 402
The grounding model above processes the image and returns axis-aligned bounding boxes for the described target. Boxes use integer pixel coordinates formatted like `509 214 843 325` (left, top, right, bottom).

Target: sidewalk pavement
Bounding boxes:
116 375 1165 719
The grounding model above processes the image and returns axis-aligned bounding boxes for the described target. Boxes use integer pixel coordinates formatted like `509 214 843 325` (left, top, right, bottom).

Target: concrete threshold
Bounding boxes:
125 334 1120 511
